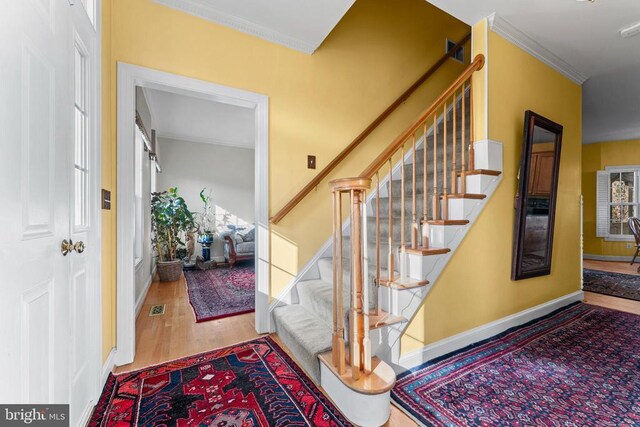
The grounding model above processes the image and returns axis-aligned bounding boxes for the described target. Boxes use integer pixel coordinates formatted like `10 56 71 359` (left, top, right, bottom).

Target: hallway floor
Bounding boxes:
113 264 640 425
583 259 640 316
115 273 417 426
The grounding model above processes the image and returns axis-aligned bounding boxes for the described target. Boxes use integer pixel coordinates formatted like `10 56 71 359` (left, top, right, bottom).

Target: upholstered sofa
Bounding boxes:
222 226 255 268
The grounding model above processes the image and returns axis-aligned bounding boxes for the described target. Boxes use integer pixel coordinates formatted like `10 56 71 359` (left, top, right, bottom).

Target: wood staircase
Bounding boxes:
272 54 503 426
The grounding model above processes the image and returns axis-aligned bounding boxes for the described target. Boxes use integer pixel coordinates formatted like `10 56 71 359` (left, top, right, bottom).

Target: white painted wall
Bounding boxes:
157 137 255 255
134 88 157 307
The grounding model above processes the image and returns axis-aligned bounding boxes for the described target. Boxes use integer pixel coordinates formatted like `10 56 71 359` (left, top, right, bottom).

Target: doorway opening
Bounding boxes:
115 64 269 367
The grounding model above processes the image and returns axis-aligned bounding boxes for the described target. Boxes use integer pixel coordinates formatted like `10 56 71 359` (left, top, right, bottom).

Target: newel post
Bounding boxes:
329 177 371 380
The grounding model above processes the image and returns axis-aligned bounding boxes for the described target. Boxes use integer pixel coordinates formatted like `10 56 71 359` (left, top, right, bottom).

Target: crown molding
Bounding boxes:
488 13 588 85
151 0 317 54
157 131 255 150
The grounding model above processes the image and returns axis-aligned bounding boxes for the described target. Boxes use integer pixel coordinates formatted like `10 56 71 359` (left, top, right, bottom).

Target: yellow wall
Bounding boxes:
101 0 116 362
101 0 471 359
402 23 583 352
583 139 640 257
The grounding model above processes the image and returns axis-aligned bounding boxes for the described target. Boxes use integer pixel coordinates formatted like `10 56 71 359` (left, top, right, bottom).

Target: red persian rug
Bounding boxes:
393 303 640 426
184 263 255 322
89 337 351 427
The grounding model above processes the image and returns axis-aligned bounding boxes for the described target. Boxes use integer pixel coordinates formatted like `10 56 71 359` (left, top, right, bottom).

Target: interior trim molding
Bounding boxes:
116 62 270 366
487 13 588 85
157 131 254 150
583 253 635 262
101 347 117 388
398 290 584 371
151 0 317 54
135 267 156 318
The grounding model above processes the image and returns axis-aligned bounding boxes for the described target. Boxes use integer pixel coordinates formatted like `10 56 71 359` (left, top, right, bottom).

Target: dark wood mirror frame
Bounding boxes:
512 111 563 280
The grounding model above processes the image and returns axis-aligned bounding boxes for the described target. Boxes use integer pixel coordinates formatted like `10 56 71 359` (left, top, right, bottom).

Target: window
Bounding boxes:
74 41 89 230
134 125 146 265
596 167 640 240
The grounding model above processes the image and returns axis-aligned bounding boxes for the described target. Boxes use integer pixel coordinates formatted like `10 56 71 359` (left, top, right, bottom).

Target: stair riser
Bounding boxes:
429 224 467 248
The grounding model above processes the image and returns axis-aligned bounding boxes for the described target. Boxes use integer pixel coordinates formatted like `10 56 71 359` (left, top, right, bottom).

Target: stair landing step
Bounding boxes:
378 276 429 290
457 169 501 177
318 352 396 395
403 246 451 256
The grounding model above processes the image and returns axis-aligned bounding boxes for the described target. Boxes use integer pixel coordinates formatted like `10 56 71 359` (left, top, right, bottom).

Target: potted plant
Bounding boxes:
151 187 195 282
195 188 218 261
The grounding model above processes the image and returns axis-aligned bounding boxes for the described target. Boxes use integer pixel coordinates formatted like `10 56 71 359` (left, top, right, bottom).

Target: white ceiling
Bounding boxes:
151 0 355 54
143 88 255 149
425 0 640 144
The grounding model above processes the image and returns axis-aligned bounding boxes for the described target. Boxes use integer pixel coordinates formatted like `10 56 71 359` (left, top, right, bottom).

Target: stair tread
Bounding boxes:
425 219 469 225
403 246 451 256
378 276 429 290
443 193 486 199
318 352 396 394
457 169 501 177
369 311 407 329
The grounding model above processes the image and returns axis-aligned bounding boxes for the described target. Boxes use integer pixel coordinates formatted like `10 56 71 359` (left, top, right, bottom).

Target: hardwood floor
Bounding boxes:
114 274 417 426
583 259 640 316
113 261 639 426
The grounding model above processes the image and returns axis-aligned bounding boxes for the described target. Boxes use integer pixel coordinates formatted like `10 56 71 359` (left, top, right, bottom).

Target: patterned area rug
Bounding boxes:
583 268 640 301
89 337 351 427
393 303 640 426
184 263 255 322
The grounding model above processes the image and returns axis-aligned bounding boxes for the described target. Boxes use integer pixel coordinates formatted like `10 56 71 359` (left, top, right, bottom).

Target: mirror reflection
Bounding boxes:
521 125 556 272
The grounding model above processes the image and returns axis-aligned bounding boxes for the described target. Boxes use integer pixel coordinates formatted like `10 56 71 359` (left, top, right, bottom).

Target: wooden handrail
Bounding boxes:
270 33 472 224
359 54 485 179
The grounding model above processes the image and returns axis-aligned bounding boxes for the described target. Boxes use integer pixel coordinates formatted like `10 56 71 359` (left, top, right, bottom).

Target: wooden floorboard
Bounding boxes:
583 259 640 315
113 261 640 426
114 273 417 425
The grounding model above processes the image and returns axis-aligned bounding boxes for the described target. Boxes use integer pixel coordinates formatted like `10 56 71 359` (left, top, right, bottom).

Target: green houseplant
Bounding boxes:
151 187 195 282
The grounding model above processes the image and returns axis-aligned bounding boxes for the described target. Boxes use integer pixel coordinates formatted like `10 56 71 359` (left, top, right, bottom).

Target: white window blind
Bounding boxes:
596 171 609 237
596 167 640 240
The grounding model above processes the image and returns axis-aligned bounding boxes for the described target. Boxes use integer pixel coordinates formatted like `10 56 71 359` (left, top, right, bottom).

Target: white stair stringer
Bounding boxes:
376 162 503 371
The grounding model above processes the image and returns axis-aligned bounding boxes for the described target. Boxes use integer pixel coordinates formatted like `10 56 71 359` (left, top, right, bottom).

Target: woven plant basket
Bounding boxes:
157 260 183 282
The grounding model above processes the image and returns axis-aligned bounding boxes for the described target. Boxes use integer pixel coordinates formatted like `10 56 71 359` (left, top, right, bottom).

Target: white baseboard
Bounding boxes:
101 347 117 387
584 253 635 262
398 290 584 371
135 268 156 318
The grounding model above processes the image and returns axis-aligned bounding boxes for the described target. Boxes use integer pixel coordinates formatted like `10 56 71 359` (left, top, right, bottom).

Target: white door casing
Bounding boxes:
0 0 102 425
115 63 270 366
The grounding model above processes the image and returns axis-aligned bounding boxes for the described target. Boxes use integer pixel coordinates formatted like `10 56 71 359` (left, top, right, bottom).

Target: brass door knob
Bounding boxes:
61 239 73 256
61 239 86 255
74 241 85 253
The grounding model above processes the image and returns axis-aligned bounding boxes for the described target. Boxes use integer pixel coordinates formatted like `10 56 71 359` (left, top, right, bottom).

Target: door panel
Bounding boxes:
0 0 100 424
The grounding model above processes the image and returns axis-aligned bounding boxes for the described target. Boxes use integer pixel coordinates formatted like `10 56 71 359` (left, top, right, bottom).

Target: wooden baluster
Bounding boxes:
350 189 363 380
432 114 439 220
387 159 394 280
333 190 345 374
361 189 371 374
442 102 449 220
422 122 429 248
461 82 467 193
469 79 475 171
376 172 380 297
451 90 457 195
401 144 406 252
412 135 418 249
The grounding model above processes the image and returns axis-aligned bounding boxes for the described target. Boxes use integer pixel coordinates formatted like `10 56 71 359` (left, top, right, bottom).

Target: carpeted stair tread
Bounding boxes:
297 279 348 327
272 304 332 382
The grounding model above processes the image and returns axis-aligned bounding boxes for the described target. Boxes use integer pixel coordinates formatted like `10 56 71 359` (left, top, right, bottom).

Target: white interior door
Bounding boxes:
0 1 100 424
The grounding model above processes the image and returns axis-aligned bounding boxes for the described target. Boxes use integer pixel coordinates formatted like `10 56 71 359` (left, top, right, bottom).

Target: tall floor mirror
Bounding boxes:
512 111 563 280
